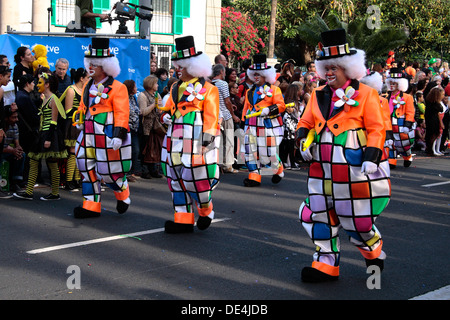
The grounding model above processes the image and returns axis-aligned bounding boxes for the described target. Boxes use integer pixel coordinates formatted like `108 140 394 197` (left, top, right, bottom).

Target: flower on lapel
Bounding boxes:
257 85 273 99
89 83 109 104
393 95 405 108
184 83 206 102
334 86 359 109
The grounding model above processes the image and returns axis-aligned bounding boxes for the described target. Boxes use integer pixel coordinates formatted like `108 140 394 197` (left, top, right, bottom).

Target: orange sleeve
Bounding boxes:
272 85 286 113
296 89 316 132
112 81 130 130
202 84 220 136
404 94 415 123
363 87 385 150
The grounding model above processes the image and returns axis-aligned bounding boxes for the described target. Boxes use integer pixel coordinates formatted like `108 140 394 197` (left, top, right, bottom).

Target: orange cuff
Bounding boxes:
114 185 130 201
197 203 213 217
174 212 195 225
312 261 340 277
83 200 101 213
248 172 261 182
358 240 383 260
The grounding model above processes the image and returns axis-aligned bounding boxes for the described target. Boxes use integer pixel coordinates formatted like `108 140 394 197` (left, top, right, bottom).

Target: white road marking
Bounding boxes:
26 218 231 254
421 180 450 187
409 285 450 300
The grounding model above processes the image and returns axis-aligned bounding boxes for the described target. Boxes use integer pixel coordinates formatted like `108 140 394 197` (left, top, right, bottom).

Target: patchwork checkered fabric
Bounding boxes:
389 115 416 158
75 111 132 204
161 111 220 214
299 129 390 267
243 115 284 173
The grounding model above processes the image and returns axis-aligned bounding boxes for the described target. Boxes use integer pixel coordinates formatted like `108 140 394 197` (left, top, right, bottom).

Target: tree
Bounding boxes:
297 12 408 65
220 7 265 67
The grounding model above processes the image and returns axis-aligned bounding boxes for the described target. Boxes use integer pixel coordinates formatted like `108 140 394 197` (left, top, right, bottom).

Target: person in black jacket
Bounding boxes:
15 74 40 154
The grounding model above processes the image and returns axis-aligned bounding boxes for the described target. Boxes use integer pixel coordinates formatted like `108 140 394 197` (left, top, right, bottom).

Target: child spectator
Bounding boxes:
2 105 26 192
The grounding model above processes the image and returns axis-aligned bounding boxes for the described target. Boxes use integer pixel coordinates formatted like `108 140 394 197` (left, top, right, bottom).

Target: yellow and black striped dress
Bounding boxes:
63 86 82 147
27 95 68 160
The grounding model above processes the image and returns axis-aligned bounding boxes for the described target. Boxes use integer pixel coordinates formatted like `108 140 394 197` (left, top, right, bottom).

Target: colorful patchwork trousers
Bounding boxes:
75 112 132 213
389 114 416 165
161 111 220 225
243 115 284 181
299 129 391 276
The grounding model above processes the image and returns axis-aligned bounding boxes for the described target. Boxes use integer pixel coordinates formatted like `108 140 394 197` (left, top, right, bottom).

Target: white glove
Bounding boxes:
162 113 172 125
76 123 84 130
402 127 410 133
384 139 393 147
111 137 122 151
300 138 313 161
260 108 270 116
361 161 378 175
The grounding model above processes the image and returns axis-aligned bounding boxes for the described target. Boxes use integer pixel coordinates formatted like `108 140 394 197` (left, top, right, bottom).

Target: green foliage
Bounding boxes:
229 0 450 64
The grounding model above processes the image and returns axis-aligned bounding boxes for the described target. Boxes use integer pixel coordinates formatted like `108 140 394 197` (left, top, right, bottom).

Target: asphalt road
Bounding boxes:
0 152 448 306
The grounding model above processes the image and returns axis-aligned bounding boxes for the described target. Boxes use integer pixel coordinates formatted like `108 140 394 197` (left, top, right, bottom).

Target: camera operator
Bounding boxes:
76 0 109 33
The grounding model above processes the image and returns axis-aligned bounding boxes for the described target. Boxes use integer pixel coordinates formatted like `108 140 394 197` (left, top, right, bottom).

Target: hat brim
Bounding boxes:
171 51 203 61
316 49 357 61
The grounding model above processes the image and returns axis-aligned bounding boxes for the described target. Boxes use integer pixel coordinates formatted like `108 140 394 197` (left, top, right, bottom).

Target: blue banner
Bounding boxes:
0 34 150 91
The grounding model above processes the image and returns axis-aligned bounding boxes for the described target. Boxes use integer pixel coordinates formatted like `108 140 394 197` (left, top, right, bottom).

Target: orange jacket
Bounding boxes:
297 81 385 151
242 84 286 121
165 78 219 137
79 77 130 131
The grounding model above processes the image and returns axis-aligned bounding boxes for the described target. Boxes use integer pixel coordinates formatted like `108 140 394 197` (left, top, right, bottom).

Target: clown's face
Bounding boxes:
324 65 347 89
389 81 399 92
37 77 46 93
253 73 266 86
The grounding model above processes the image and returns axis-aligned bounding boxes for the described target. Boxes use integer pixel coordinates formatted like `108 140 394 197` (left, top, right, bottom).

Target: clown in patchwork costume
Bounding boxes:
361 70 393 160
297 29 391 282
241 54 286 187
385 68 415 168
160 36 220 234
73 38 132 218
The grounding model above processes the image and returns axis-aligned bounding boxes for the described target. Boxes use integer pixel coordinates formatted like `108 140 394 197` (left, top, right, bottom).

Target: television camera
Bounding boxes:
102 1 153 35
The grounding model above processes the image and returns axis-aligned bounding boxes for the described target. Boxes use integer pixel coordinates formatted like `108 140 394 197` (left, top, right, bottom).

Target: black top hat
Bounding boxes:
388 67 407 79
171 36 202 61
84 38 114 58
316 28 357 60
248 54 272 70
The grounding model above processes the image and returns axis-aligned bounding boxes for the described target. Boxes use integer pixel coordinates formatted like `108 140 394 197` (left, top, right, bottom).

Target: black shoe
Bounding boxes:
74 206 100 219
0 190 14 199
164 221 194 234
150 171 162 178
116 200 129 214
64 180 79 191
403 160 412 168
140 172 152 179
40 193 60 201
197 216 212 230
243 178 261 187
365 258 384 272
13 191 33 200
301 267 339 283
271 174 282 184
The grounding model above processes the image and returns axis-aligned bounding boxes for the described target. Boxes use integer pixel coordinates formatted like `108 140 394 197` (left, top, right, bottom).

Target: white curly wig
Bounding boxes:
171 52 212 79
315 49 367 81
385 77 409 92
360 71 383 94
84 56 121 78
247 67 277 85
